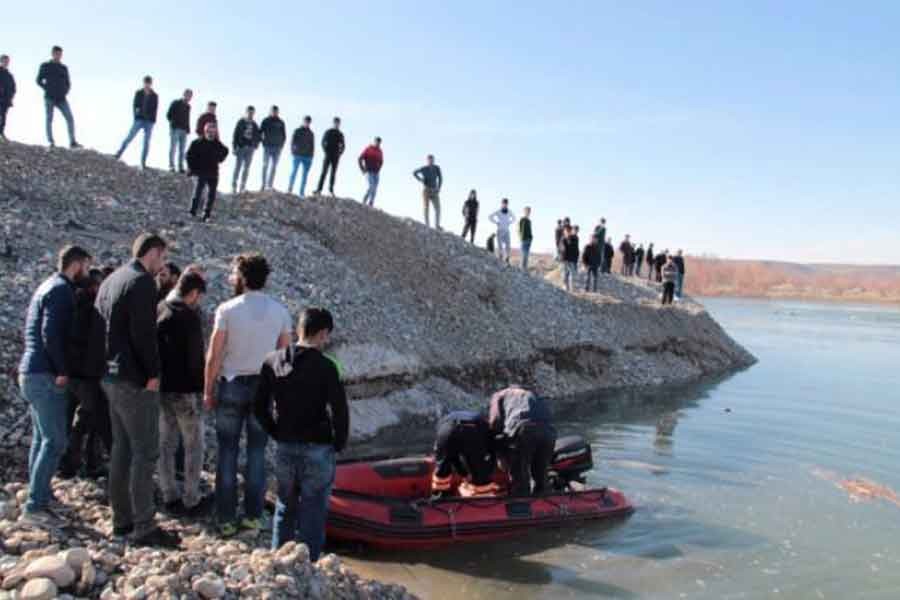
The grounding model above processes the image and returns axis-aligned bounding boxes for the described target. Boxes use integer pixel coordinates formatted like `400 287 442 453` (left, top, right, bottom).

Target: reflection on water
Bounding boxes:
342 299 900 599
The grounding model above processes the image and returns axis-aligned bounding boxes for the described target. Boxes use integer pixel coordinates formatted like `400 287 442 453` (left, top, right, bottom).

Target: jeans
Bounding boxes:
271 442 336 562
462 219 476 243
676 272 685 297
521 240 532 270
232 146 256 192
169 128 188 171
288 155 312 196
102 378 160 537
61 378 111 475
44 97 76 146
261 146 282 190
563 261 577 291
662 282 675 305
0 104 9 138
585 267 599 292
362 171 379 206
507 423 556 497
19 373 69 513
190 176 218 217
635 262 642 277
215 377 268 524
159 393 204 508
423 188 441 228
316 154 340 194
116 119 154 166
496 230 511 263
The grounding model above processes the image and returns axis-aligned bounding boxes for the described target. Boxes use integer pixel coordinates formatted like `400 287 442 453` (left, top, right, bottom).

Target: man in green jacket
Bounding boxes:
518 206 534 270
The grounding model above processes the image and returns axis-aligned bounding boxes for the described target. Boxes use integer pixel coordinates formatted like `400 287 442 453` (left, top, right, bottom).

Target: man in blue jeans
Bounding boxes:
115 75 158 169
36 45 81 148
259 105 286 191
204 253 292 537
288 116 314 196
255 307 349 561
18 244 92 525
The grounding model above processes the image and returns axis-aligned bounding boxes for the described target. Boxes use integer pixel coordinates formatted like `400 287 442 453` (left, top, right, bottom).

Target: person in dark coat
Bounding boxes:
431 411 496 497
581 234 604 292
603 238 615 274
114 75 158 169
489 386 556 497
36 46 80 148
462 191 480 243
231 106 261 194
288 116 314 196
259 105 287 191
673 249 686 298
315 117 345 195
646 243 655 281
186 121 229 221
558 225 580 291
166 89 193 173
195 101 217 138
654 249 668 283
634 244 645 277
0 54 16 141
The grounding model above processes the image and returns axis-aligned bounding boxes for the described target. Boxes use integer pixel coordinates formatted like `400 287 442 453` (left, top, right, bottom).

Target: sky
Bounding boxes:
4 1 900 264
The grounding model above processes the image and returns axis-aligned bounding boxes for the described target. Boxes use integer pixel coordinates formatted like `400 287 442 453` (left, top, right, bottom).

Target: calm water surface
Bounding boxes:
344 298 900 599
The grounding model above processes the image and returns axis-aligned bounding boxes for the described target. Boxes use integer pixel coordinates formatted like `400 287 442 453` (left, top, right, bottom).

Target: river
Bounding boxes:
342 298 900 599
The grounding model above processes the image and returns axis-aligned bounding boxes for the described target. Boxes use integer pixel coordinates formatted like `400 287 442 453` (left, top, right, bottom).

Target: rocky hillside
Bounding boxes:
0 141 754 446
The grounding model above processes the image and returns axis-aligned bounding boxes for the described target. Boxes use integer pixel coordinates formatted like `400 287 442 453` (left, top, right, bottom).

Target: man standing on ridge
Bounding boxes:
558 225 579 291
619 234 634 276
315 117 345 196
256 307 349 562
232 106 261 195
115 75 158 170
674 249 686 299
582 234 603 292
634 243 645 277
195 101 217 138
646 243 655 281
94 233 181 548
18 245 92 526
204 253 292 538
594 218 607 271
603 237 615 274
186 122 229 222
0 54 16 142
518 206 534 271
260 105 286 191
166 89 192 173
462 190 479 243
554 220 564 261
36 46 80 148
358 136 383 206
414 154 443 229
489 199 516 265
288 116 314 197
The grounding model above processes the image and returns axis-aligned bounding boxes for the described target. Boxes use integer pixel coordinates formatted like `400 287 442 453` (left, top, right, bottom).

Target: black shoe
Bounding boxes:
133 527 182 549
71 142 83 149
178 168 186 175
112 524 134 537
164 499 185 516
58 467 78 480
183 495 213 519
202 214 210 223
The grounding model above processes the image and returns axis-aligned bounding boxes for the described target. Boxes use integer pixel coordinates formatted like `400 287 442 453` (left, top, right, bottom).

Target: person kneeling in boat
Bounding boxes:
489 386 557 497
254 307 349 562
431 411 499 498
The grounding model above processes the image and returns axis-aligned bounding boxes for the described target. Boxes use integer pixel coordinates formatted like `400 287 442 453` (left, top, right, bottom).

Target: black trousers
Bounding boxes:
61 378 112 474
507 422 556 497
662 282 675 304
0 104 8 137
317 154 340 193
434 419 494 485
191 175 218 217
462 219 477 243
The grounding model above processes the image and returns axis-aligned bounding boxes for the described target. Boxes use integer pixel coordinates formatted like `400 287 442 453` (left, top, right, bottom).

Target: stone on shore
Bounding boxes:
23 555 75 587
19 578 57 600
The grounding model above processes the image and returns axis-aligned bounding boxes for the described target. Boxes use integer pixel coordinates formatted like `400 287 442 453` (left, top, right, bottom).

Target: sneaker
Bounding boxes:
133 527 182 549
163 499 185 516
71 142 83 149
112 524 134 538
19 510 65 528
240 517 262 532
219 523 238 538
201 214 210 223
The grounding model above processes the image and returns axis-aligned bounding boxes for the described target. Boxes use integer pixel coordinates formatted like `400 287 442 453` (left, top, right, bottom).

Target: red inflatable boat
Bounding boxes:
327 435 633 550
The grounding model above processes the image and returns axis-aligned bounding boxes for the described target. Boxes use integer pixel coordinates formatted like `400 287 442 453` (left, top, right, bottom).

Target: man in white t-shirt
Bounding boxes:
489 198 516 265
204 253 291 537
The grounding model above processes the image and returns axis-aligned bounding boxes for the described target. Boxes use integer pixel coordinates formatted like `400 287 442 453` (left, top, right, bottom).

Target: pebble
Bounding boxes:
19 578 56 600
23 555 75 587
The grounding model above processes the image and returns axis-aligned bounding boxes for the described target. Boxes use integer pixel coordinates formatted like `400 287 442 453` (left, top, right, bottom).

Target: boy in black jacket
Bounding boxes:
581 234 603 292
115 75 158 169
186 122 229 221
232 106 261 194
462 190 479 243
315 117 345 195
157 272 207 516
256 307 349 561
36 46 80 148
0 54 15 141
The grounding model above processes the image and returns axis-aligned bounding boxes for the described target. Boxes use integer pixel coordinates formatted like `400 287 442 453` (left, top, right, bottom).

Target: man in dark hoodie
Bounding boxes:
166 89 192 173
315 117 345 196
288 116 314 196
646 243 655 281
260 105 286 191
195 101 217 138
558 225 579 292
0 54 16 141
654 249 668 283
462 190 479 243
581 234 603 292
634 244 645 277
232 106 261 194
619 235 634 276
603 237 615 274
94 233 181 548
157 272 208 517
255 307 349 562
186 122 229 221
36 46 80 148
115 75 158 169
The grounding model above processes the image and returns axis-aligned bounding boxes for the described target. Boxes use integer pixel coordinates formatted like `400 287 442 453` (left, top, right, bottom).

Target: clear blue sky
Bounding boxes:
5 1 899 264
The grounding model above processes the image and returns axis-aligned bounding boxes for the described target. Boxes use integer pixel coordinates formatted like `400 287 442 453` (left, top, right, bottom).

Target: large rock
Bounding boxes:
23 555 75 587
192 575 226 599
19 578 57 600
60 547 91 570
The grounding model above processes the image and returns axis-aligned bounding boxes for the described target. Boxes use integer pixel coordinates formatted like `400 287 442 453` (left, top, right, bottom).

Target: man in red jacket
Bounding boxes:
358 136 383 206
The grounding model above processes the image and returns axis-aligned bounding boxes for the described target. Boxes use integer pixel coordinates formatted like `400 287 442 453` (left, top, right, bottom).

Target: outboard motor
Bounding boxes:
548 435 593 491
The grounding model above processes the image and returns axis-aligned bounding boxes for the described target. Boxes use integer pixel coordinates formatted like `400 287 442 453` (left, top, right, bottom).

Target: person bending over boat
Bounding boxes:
489 386 557 497
254 307 349 562
431 411 497 497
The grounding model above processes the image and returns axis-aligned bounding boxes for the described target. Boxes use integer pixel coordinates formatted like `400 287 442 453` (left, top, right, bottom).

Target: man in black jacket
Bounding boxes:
232 106 260 194
260 105 286 191
431 411 496 497
94 233 180 548
558 225 579 291
36 46 80 148
315 117 345 196
582 234 603 292
603 237 615 274
256 307 349 561
288 116 314 196
673 249 686 299
166 89 192 173
186 122 229 221
634 244 645 277
462 190 479 243
157 272 207 517
114 76 158 169
0 54 15 141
